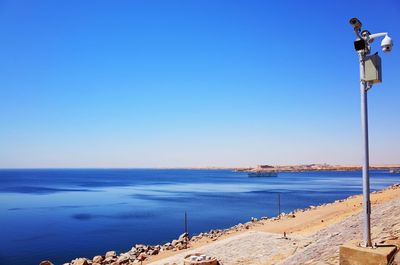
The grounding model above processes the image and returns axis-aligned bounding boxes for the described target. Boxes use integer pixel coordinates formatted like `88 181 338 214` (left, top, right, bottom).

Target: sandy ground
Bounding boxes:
146 184 400 265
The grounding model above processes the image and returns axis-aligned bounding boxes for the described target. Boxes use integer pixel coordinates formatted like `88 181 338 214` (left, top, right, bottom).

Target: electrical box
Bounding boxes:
364 53 382 83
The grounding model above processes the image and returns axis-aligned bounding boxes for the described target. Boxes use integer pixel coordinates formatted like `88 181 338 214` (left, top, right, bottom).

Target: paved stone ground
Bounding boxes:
148 231 308 265
149 198 400 265
280 198 400 265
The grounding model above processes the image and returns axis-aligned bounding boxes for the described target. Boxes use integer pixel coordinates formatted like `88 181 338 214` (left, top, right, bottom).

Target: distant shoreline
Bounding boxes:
234 163 400 173
2 164 400 171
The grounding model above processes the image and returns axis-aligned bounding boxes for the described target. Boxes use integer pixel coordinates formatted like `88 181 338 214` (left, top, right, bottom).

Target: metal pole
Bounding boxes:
278 193 281 219
359 52 372 247
184 211 188 234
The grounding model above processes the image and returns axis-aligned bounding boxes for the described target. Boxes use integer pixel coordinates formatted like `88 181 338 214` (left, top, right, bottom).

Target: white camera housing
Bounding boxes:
381 35 393 53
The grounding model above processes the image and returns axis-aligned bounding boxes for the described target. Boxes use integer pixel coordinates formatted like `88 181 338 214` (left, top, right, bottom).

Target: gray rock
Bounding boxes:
148 249 159 255
178 232 188 241
135 244 146 249
137 252 147 261
72 258 89 265
129 253 137 260
117 253 130 264
105 251 117 258
92 255 104 263
104 256 116 263
39 261 54 265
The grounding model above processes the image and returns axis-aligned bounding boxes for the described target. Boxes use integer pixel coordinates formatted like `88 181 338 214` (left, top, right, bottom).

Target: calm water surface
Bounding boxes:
0 169 399 265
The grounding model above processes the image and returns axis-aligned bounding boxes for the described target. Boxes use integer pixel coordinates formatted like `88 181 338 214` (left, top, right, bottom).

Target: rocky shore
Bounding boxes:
40 232 190 265
235 163 400 172
40 183 400 265
41 220 267 265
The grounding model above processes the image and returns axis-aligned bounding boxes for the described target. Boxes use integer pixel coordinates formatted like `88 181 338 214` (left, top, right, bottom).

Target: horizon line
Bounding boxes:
1 163 400 170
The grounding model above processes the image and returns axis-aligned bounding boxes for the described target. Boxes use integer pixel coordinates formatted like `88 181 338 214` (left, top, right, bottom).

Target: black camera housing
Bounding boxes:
354 39 366 51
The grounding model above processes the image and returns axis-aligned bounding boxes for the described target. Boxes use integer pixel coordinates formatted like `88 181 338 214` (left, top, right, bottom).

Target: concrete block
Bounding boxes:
340 240 397 265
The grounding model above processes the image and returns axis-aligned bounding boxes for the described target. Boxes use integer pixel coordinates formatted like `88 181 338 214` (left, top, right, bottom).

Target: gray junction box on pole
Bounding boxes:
364 53 382 83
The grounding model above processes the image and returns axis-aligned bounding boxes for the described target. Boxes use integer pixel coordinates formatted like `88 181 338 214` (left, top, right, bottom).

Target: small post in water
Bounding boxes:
278 193 281 219
184 211 188 234
184 211 188 249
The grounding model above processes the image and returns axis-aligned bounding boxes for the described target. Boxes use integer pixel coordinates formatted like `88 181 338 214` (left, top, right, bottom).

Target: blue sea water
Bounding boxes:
0 169 398 265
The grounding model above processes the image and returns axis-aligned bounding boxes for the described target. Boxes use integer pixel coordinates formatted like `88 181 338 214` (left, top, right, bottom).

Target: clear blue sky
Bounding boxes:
0 0 399 168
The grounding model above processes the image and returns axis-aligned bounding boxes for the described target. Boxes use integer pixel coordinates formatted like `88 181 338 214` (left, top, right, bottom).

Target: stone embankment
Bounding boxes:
40 183 400 265
40 232 190 265
40 217 281 265
150 183 400 265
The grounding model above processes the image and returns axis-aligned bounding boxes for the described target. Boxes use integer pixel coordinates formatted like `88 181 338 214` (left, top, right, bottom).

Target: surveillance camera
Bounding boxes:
349 17 362 31
361 30 373 42
381 35 393 53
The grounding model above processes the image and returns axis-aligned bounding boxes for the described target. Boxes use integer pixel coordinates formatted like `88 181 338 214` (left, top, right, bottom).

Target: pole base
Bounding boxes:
340 240 397 265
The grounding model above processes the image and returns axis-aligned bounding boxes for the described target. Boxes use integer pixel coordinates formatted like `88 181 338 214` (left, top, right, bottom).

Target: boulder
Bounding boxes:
105 251 117 258
147 249 159 255
39 261 54 265
117 254 130 264
171 239 180 246
128 252 137 259
178 232 189 241
137 253 147 261
165 244 173 250
73 258 89 265
92 255 104 263
135 244 146 249
176 242 183 248
104 256 116 263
